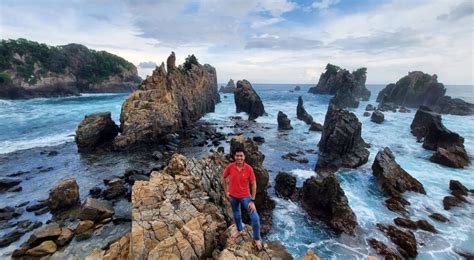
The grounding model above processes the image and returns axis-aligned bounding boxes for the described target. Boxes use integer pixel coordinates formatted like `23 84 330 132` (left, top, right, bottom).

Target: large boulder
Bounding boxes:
75 112 119 152
219 79 236 93
78 197 114 222
0 177 21 192
302 175 358 235
230 136 274 234
308 64 370 101
114 53 220 149
274 171 297 199
377 224 418 258
47 177 80 211
371 111 384 124
372 148 426 212
26 223 62 247
297 96 314 124
234 79 265 120
411 106 469 168
376 71 474 115
277 111 293 130
316 104 369 174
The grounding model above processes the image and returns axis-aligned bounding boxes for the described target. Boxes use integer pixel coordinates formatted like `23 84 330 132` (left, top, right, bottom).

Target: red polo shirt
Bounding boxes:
223 162 256 198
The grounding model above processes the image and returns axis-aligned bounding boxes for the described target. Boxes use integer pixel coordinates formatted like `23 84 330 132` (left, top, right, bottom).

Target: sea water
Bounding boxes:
0 84 473 259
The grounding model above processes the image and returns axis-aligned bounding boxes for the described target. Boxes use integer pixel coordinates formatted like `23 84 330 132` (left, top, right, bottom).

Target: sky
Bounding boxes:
1 0 473 85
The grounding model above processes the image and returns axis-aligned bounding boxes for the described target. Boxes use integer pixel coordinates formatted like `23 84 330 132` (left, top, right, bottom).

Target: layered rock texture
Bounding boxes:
308 64 370 108
277 111 293 130
0 38 141 99
376 71 474 115
410 106 470 168
230 136 275 234
47 177 80 211
234 80 265 120
219 79 236 93
316 104 369 174
114 52 220 149
372 147 426 213
75 112 119 152
302 175 358 235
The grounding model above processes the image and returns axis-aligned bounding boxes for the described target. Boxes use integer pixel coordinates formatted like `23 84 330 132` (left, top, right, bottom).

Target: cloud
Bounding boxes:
437 0 474 21
311 0 340 10
138 61 158 68
245 35 323 50
88 14 110 22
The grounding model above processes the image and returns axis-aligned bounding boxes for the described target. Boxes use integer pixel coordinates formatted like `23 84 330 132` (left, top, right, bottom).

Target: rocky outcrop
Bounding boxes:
410 106 470 168
301 175 358 235
234 79 265 120
0 177 21 192
78 197 114 221
47 177 80 211
368 238 402 259
275 171 297 199
219 79 236 93
377 224 418 258
75 112 119 152
309 121 323 131
277 111 293 130
376 71 474 115
294 85 301 91
308 64 370 102
372 147 426 213
443 179 472 210
371 111 384 124
316 104 369 174
230 136 275 234
114 52 220 149
0 39 141 99
297 96 314 124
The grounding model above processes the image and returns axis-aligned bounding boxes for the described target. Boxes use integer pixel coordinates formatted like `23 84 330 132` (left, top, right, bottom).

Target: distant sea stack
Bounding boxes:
0 38 141 99
234 79 265 120
219 79 236 93
377 71 474 115
113 52 220 149
308 64 370 106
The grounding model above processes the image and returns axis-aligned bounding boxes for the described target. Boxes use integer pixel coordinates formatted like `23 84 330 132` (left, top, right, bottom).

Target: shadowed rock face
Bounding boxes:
297 96 314 124
301 175 358 235
114 52 220 149
377 224 418 258
219 79 236 93
316 104 369 174
377 71 474 115
234 80 265 120
371 147 426 213
277 111 293 130
275 172 297 199
308 64 370 102
411 106 470 168
75 112 119 152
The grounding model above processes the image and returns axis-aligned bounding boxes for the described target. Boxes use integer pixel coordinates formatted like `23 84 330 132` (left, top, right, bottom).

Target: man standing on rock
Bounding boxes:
222 146 263 250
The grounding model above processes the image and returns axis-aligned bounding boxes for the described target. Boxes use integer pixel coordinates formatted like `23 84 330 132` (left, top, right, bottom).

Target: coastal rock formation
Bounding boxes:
75 112 119 152
371 111 385 124
234 79 265 120
114 53 220 149
47 177 80 211
329 80 360 108
376 71 474 115
368 238 402 259
294 85 301 91
308 64 370 102
275 171 297 199
219 79 236 93
277 111 293 130
230 136 274 234
443 179 472 210
377 224 418 258
297 96 314 124
0 39 141 99
316 104 369 174
410 106 470 168
301 175 358 235
0 177 21 192
309 121 323 131
372 147 426 212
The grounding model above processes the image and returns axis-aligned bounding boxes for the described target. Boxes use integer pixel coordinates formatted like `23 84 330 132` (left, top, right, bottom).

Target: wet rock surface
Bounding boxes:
368 238 402 259
297 96 314 124
377 223 418 258
275 171 297 199
371 110 384 124
277 111 293 130
75 112 119 152
316 104 369 174
48 177 80 211
234 79 265 120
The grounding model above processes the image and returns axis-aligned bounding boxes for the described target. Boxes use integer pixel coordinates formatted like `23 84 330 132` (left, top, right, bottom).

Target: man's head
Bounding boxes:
233 146 246 166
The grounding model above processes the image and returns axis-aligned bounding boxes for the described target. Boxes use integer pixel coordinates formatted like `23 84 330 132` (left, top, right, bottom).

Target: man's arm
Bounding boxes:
222 172 231 200
250 180 257 200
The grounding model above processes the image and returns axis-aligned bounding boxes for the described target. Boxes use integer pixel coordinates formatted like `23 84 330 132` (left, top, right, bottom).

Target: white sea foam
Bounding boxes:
0 132 75 154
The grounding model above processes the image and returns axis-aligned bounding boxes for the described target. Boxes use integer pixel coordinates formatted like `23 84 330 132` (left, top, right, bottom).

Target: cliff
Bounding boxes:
0 38 141 99
114 52 220 149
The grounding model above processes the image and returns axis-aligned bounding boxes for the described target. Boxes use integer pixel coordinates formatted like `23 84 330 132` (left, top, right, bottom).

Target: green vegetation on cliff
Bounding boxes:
0 38 140 84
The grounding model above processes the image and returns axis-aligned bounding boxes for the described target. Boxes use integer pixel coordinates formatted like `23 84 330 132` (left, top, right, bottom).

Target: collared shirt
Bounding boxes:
223 162 256 198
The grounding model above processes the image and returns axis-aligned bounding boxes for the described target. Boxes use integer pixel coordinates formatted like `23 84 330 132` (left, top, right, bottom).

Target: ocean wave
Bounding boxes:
0 132 75 154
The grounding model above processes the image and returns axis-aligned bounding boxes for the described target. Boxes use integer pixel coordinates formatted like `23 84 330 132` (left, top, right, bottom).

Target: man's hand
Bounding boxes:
226 192 231 201
248 201 256 212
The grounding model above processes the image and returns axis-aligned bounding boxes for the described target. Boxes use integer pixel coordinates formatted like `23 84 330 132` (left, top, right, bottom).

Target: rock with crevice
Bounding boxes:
297 96 314 124
302 175 358 235
48 177 80 211
368 238 402 260
78 197 114 222
75 112 119 152
377 223 417 258
316 104 369 174
114 52 220 149
234 79 265 120
277 111 293 130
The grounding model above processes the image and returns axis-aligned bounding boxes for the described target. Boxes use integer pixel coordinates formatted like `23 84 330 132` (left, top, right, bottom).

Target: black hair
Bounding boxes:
232 144 246 157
